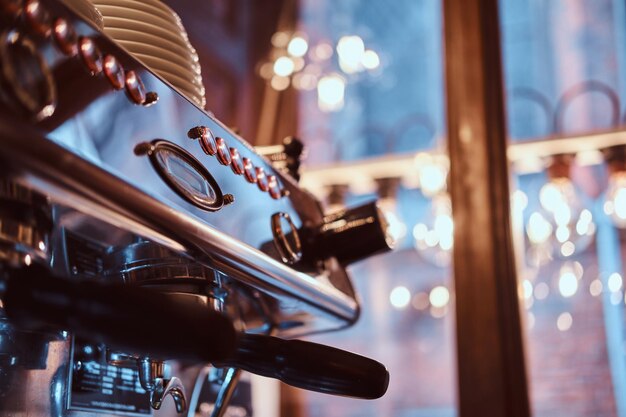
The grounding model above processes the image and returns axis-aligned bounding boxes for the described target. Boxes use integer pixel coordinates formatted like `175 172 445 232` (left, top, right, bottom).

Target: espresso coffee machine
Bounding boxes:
0 1 392 416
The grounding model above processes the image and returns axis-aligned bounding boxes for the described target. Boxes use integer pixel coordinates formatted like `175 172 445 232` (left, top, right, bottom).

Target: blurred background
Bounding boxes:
163 0 626 416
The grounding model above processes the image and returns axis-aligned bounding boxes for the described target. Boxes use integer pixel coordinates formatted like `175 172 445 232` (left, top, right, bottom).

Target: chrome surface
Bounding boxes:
0 0 379 415
137 358 186 413
0 0 359 332
186 366 211 417
138 358 166 392
152 377 187 413
210 368 241 417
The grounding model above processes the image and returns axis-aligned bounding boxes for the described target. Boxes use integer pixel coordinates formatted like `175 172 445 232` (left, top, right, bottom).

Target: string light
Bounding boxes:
390 286 411 309
558 270 578 298
273 56 295 77
527 173 595 262
337 35 365 74
413 193 453 267
287 36 308 57
317 74 345 112
608 272 623 293
557 312 573 331
589 279 603 296
429 286 450 308
604 172 626 228
361 50 380 70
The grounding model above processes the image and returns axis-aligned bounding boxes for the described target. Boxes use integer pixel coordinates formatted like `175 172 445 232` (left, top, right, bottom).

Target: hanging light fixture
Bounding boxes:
602 145 626 228
413 192 454 267
412 155 452 267
525 154 595 263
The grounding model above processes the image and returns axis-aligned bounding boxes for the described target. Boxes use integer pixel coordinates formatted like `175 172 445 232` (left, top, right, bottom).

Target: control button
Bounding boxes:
267 175 282 199
215 137 231 165
242 158 257 183
229 148 244 175
52 18 78 56
79 37 102 75
124 70 146 104
256 167 269 192
103 54 124 90
187 126 216 155
24 0 51 36
144 91 159 107
271 212 302 264
0 29 56 119
1 0 23 18
224 194 235 205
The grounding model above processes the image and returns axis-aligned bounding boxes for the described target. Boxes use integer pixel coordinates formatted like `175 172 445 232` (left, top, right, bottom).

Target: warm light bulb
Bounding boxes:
287 36 308 57
419 159 448 197
379 197 406 244
604 171 626 228
311 42 333 61
558 271 578 297
317 74 345 112
361 50 380 70
429 286 450 308
292 72 317 91
608 272 623 293
390 286 411 309
557 312 573 331
273 56 295 77
414 193 453 267
270 76 290 91
526 178 595 262
337 35 365 74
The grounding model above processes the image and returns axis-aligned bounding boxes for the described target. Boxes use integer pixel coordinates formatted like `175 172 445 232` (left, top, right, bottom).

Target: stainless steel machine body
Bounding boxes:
0 1 392 415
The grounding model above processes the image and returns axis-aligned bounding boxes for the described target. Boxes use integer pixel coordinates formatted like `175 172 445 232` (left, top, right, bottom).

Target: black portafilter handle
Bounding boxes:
216 334 390 400
2 263 237 363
